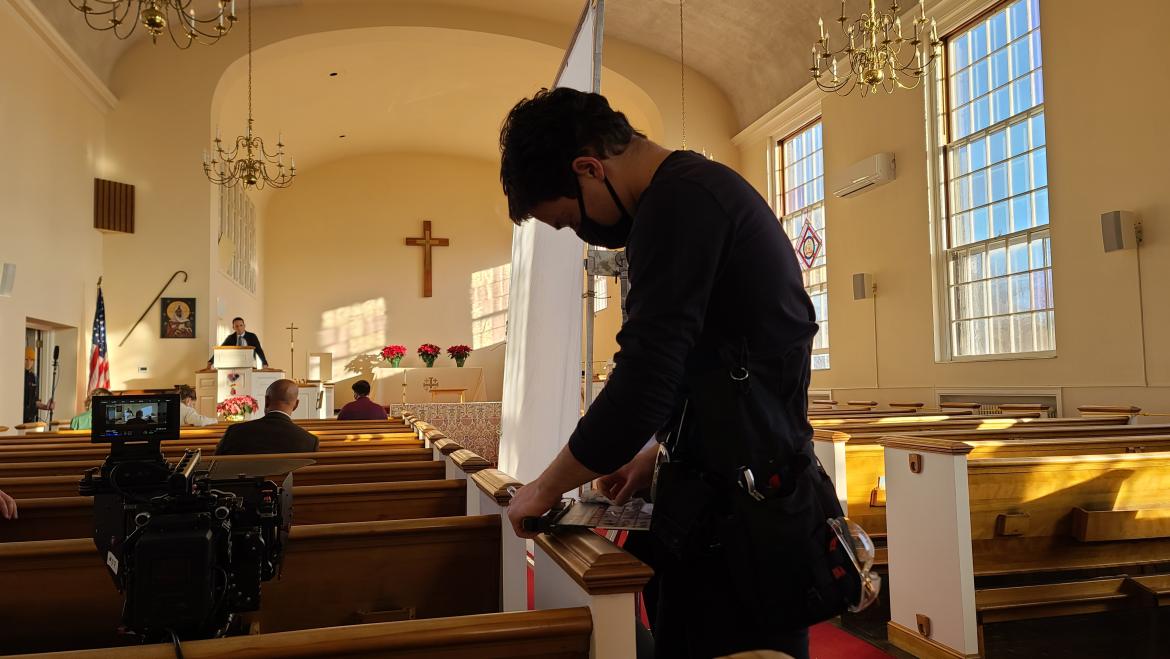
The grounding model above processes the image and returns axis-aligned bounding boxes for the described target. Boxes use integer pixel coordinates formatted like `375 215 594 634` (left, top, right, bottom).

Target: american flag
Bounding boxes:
88 286 110 392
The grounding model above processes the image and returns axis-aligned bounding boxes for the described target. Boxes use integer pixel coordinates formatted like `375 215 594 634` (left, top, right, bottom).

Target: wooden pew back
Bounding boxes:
0 458 445 498
3 609 593 658
0 479 467 543
0 516 502 654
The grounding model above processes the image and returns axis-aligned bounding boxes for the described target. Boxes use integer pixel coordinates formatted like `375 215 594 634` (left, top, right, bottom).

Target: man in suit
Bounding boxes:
214 379 319 456
207 317 269 368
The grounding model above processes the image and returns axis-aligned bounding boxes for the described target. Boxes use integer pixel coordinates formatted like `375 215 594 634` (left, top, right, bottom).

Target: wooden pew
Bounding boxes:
6 609 594 658
3 419 650 658
881 438 1170 658
0 516 504 653
0 479 468 542
0 457 445 498
811 413 1122 435
2 426 417 444
0 434 423 457
816 423 1170 536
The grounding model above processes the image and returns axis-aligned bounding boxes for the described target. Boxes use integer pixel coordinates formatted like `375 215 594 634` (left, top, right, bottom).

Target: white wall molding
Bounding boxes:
732 79 820 148
5 0 118 112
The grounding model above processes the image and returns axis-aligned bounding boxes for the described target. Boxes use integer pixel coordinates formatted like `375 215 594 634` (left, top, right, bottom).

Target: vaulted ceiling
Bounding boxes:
34 0 843 129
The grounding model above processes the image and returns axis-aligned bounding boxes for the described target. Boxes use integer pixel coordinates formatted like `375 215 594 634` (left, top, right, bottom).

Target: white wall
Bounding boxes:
0 2 106 425
262 152 514 399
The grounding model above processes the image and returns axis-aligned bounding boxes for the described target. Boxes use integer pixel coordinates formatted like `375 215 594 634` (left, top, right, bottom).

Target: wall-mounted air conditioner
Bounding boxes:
831 152 895 198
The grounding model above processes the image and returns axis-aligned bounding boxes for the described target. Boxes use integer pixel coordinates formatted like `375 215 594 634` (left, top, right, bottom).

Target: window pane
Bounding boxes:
1011 195 1031 232
991 202 1010 237
988 128 1008 164
1031 148 1047 188
990 163 1009 202
972 207 990 243
1033 188 1049 226
1012 313 1035 352
989 242 1007 276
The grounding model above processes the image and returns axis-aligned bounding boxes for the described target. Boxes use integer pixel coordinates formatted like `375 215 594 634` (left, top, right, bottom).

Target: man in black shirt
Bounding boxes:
23 347 53 424
500 89 818 658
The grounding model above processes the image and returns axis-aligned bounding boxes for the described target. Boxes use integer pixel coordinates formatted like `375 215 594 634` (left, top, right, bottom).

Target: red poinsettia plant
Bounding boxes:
216 395 259 419
417 344 441 358
446 345 472 359
380 345 406 360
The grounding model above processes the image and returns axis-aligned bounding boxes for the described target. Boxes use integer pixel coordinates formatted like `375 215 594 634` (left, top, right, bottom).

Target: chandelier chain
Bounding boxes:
679 0 686 150
203 0 295 189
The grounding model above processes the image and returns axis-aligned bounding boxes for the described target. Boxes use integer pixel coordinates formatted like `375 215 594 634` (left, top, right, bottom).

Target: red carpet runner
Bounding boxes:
527 560 891 658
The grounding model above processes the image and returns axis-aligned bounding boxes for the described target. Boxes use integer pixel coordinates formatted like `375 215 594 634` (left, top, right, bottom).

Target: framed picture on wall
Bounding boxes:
161 297 196 339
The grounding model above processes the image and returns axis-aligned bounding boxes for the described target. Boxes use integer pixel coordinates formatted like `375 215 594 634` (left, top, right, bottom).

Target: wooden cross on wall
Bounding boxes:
405 220 449 297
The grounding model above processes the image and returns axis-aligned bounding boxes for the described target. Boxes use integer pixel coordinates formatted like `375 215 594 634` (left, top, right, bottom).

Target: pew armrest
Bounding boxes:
432 438 463 455
535 527 653 596
471 468 522 505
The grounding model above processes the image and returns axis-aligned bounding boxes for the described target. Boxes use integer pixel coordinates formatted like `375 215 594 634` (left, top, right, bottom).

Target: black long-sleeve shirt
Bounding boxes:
568 151 819 475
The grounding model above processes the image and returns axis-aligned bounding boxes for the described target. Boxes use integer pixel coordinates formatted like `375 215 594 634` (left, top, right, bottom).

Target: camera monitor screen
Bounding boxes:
92 394 181 442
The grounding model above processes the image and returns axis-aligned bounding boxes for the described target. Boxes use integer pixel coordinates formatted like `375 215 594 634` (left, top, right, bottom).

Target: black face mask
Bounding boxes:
573 176 634 249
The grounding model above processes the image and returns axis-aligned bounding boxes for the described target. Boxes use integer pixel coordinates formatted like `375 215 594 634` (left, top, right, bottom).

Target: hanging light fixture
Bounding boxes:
812 0 942 96
203 0 295 190
68 0 237 47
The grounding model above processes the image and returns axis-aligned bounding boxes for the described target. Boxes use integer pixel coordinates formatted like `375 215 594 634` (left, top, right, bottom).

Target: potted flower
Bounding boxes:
381 344 407 367
417 343 441 368
216 395 259 422
447 344 472 367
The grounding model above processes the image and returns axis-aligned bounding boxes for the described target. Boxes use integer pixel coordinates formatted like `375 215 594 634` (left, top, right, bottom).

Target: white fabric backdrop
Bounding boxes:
498 0 602 484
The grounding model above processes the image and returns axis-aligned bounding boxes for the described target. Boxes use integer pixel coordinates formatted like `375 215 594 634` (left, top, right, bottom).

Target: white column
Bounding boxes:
534 543 638 659
813 433 849 515
884 440 979 657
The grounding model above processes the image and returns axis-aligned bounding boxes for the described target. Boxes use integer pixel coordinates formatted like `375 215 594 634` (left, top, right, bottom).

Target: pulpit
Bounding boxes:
195 347 285 421
294 381 335 419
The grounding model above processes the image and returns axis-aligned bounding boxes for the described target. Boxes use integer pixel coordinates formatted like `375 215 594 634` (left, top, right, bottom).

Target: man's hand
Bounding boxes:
595 441 659 505
0 489 17 520
507 479 564 539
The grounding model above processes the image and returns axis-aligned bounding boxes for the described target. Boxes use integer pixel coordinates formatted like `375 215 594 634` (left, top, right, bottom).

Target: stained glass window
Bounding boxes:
775 120 829 370
941 0 1052 357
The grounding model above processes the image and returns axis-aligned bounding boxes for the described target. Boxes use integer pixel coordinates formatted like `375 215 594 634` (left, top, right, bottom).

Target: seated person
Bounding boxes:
70 387 112 430
126 410 149 425
177 385 216 426
214 379 319 456
337 380 388 421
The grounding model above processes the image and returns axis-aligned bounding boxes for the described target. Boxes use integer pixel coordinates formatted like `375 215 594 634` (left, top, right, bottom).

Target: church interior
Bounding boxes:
1 0 1168 657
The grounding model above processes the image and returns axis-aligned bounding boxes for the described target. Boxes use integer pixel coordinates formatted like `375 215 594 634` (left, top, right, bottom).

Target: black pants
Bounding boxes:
625 531 810 659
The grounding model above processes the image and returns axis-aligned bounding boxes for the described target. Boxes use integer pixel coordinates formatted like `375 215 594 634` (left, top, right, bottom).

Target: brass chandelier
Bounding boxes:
203 0 295 190
68 0 237 48
812 0 942 96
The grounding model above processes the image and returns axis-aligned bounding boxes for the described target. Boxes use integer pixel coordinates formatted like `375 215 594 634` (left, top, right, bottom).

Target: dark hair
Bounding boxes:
232 317 245 324
499 88 643 224
352 379 371 396
177 385 197 401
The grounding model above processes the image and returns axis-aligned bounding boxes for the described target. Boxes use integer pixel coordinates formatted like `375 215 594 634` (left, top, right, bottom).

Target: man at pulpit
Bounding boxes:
207 317 269 367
